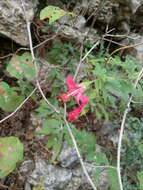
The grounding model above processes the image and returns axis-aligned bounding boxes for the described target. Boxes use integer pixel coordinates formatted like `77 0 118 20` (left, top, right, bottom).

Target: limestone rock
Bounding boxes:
28 159 72 190
57 143 79 168
27 158 110 190
0 0 36 46
58 15 97 44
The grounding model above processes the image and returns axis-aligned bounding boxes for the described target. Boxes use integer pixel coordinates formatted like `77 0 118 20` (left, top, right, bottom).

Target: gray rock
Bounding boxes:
97 170 109 190
57 0 140 44
28 159 72 190
0 0 36 46
46 0 64 7
97 122 120 146
27 158 110 190
57 143 79 168
19 159 35 177
58 15 98 44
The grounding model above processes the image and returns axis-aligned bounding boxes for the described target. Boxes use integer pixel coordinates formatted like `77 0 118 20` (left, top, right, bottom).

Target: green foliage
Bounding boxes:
0 52 37 112
37 118 64 163
0 137 23 178
86 53 141 120
47 42 79 69
65 127 96 160
36 103 64 162
36 100 55 117
36 101 97 162
40 6 75 24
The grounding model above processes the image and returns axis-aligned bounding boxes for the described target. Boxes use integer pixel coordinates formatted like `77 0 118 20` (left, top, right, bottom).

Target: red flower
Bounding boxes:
67 104 85 122
59 76 89 122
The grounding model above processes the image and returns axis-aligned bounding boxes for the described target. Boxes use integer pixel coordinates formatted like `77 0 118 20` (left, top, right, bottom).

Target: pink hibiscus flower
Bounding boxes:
59 76 89 122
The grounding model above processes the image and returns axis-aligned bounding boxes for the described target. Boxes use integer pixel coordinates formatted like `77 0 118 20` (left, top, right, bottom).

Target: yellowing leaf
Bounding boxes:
40 6 75 24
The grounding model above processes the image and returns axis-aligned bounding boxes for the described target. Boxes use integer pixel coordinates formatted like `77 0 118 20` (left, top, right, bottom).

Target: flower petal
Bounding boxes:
80 95 89 104
75 93 89 104
66 76 78 91
67 104 85 122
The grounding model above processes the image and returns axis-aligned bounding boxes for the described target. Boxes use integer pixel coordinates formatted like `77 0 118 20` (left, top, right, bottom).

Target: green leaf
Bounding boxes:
51 133 63 163
94 152 109 165
40 6 75 24
36 119 62 135
138 143 143 154
106 79 134 101
107 168 119 190
80 80 94 88
0 82 24 112
93 168 103 183
65 128 96 161
97 103 109 121
36 101 55 117
7 52 36 81
92 63 107 78
73 129 96 153
137 171 143 190
88 89 97 100
0 137 23 178
93 152 110 185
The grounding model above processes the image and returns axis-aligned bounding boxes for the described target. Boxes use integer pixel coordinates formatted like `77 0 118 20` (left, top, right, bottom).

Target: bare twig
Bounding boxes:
20 0 60 114
117 67 143 190
104 34 140 40
0 53 13 60
110 41 143 57
33 34 57 49
74 40 100 80
131 100 143 104
0 88 37 124
85 163 117 170
103 38 126 47
73 44 83 81
64 103 97 190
